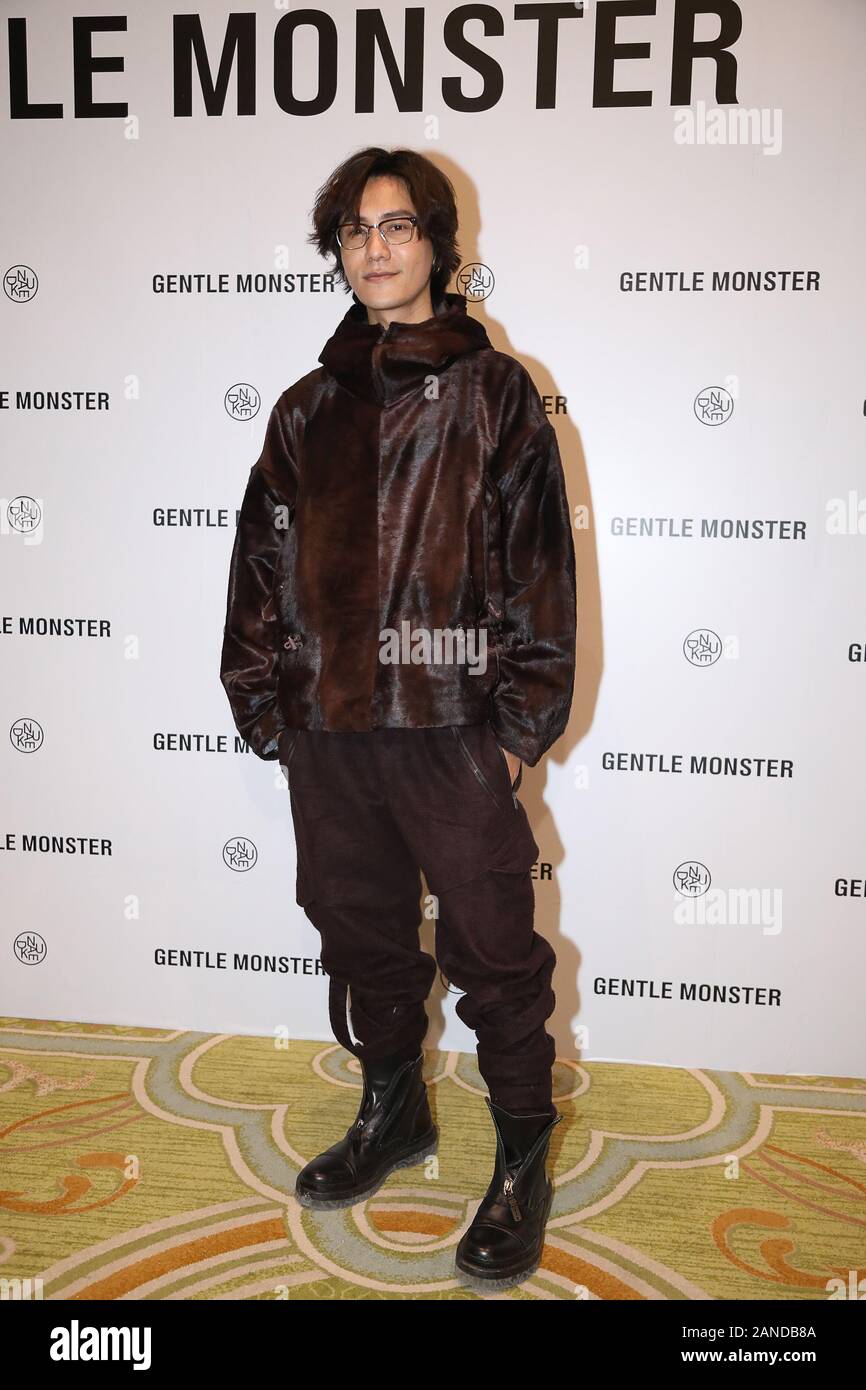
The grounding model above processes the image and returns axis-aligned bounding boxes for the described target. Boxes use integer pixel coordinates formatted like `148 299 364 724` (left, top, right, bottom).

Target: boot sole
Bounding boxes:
454 1187 553 1288
294 1127 439 1210
455 1251 543 1291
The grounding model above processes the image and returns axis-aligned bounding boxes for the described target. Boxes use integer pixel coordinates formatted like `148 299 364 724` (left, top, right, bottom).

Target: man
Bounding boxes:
220 147 576 1287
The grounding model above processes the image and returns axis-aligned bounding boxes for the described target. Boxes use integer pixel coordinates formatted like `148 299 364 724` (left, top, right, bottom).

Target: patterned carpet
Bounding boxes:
1 1017 864 1301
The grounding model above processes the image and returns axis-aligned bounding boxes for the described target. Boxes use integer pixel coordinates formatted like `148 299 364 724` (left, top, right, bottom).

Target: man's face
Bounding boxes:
338 175 435 325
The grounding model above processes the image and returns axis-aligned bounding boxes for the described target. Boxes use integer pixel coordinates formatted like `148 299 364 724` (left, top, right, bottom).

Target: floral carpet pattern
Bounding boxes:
1 1017 864 1301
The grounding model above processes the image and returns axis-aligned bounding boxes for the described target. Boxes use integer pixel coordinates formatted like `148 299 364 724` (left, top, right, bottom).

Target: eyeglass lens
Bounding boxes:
338 218 415 250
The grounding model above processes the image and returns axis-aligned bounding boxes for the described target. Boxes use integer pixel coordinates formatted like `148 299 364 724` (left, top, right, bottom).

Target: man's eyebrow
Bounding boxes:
352 209 415 222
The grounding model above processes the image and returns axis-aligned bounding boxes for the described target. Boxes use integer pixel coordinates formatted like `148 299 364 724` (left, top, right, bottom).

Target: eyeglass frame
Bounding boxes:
334 214 420 250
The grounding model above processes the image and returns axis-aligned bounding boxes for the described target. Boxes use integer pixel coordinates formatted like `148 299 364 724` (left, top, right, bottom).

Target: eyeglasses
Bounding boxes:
335 215 419 251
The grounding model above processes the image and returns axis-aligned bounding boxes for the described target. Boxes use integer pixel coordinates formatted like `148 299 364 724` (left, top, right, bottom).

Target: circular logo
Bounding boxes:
225 384 261 421
694 387 734 425
683 629 722 666
455 263 494 302
10 718 44 752
7 495 42 533
4 264 38 302
673 861 711 897
14 931 47 964
223 837 258 871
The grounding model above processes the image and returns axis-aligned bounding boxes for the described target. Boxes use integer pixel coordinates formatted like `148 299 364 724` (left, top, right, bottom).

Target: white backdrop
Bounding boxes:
3 0 865 1077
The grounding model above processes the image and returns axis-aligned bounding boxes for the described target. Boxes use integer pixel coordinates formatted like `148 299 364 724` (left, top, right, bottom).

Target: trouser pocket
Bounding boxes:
451 725 500 805
451 723 522 808
489 728 523 793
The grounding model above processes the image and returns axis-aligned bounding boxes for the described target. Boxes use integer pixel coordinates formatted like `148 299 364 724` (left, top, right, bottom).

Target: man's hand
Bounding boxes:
497 743 522 788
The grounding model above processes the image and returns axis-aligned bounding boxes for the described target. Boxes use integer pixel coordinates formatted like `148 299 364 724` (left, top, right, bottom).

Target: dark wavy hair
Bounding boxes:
307 146 461 304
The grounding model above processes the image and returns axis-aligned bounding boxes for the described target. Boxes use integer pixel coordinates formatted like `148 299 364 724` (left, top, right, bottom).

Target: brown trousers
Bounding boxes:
284 721 557 1113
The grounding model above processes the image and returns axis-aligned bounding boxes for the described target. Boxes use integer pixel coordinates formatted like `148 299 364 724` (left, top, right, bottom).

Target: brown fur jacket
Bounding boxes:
220 291 576 768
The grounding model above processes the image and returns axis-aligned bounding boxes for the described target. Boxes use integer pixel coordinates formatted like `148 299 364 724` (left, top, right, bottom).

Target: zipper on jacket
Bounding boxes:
371 333 388 400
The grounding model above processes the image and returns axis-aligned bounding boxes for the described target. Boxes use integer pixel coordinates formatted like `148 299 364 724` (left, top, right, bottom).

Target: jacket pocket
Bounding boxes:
486 803 539 875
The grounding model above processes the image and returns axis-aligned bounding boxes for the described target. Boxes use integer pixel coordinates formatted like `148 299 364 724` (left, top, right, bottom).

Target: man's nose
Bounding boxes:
365 227 391 259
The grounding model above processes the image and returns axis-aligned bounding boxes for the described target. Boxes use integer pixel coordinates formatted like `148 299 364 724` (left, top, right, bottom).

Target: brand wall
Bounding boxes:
3 1 865 1076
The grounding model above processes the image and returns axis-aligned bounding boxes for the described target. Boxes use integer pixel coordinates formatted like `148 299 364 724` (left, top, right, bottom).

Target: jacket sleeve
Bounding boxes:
488 416 577 769
220 400 297 760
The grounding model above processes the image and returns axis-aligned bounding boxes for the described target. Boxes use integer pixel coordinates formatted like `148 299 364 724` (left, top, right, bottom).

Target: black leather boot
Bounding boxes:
455 1097 564 1287
294 1045 437 1209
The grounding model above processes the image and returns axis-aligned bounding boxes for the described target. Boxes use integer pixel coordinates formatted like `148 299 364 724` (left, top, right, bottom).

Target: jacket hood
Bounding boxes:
317 289 491 405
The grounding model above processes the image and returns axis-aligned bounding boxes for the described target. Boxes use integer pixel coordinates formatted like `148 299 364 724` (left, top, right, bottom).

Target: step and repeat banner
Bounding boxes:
3 1 864 1077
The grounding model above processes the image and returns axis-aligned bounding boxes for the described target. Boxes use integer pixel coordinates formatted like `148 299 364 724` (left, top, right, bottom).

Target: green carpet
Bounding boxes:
1 1017 863 1300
